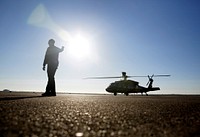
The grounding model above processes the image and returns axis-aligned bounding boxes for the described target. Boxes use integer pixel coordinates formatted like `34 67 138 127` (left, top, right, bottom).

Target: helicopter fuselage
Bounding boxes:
105 80 160 96
85 72 169 96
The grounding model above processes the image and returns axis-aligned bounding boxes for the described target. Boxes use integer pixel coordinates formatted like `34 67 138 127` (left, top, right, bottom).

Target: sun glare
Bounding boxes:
28 4 93 60
68 33 91 59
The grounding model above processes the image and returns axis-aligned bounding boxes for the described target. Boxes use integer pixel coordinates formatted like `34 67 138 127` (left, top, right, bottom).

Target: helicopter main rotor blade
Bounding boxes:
84 74 170 79
127 76 147 78
128 75 170 78
153 75 171 77
84 76 122 79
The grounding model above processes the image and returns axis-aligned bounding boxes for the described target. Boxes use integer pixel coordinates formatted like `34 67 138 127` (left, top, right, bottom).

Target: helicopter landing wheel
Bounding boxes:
125 93 129 96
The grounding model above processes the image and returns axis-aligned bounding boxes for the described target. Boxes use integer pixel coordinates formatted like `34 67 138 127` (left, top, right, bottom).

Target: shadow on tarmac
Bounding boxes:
0 96 52 101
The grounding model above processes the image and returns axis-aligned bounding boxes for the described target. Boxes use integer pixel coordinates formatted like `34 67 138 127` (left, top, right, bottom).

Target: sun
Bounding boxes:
68 33 91 59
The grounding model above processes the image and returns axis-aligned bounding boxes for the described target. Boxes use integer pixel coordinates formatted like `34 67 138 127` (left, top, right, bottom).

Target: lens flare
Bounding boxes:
27 4 71 42
28 4 93 60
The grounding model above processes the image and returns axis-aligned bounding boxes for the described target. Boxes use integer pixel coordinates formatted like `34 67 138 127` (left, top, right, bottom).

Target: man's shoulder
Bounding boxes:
47 45 61 52
52 45 60 49
47 46 58 49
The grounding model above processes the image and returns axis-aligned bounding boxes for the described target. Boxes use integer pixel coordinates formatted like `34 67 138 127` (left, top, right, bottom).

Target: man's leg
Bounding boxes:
42 67 51 96
48 65 57 96
42 65 57 96
50 78 56 96
45 79 51 93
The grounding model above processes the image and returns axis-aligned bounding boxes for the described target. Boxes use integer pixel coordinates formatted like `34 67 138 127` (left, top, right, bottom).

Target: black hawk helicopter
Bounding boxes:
85 72 170 96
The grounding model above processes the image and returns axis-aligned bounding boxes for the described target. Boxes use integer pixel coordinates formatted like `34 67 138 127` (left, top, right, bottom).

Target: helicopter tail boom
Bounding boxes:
147 87 160 91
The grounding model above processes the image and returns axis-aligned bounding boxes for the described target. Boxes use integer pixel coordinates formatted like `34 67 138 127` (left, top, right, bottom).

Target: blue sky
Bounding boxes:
0 0 200 94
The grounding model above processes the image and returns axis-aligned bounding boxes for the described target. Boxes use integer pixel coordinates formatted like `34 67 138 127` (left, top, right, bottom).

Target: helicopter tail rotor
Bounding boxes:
146 74 154 87
146 74 170 87
146 75 150 86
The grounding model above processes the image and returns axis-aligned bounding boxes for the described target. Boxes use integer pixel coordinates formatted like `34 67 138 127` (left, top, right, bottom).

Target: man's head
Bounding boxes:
48 39 55 46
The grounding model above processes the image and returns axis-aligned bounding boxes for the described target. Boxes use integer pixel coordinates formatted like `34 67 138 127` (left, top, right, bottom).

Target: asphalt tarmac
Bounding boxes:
0 92 199 137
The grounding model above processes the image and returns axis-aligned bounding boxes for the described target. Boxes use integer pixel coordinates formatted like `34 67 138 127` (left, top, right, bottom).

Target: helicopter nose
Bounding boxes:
106 87 111 92
106 84 114 93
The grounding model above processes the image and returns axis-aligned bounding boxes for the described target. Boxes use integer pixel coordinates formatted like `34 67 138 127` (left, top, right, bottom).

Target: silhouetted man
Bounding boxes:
42 39 64 96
